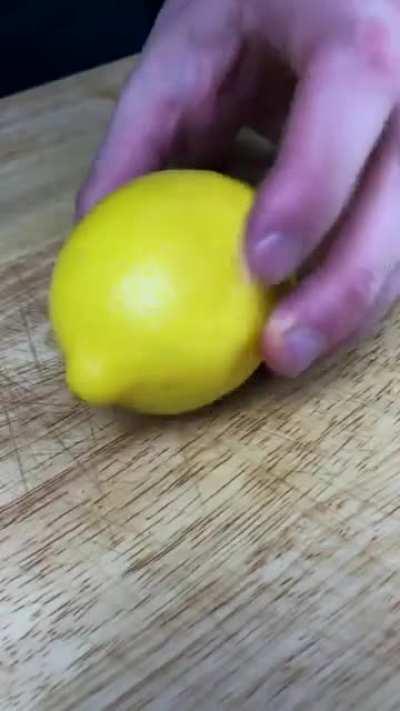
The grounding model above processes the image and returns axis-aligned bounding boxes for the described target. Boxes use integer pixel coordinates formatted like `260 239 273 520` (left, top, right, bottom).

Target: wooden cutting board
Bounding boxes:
2 57 400 711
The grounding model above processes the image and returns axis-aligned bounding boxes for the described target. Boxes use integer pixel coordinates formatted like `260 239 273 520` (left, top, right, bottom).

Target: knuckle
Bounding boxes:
341 268 380 322
310 268 380 346
349 15 399 80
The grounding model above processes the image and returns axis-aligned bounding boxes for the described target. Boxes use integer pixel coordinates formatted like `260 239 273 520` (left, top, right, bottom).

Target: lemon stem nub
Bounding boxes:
66 353 124 406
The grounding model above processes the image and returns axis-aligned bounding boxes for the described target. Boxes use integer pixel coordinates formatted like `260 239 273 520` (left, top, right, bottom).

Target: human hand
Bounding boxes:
77 0 400 377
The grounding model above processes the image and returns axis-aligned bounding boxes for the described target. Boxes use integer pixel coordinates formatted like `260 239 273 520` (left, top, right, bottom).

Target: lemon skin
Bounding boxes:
50 170 276 415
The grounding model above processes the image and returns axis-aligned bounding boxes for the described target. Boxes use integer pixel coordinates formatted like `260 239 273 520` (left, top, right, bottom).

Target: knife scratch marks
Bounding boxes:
3 404 27 493
19 305 41 375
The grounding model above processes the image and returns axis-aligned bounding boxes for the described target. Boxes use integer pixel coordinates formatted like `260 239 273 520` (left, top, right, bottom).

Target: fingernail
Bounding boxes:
247 232 301 285
274 326 325 377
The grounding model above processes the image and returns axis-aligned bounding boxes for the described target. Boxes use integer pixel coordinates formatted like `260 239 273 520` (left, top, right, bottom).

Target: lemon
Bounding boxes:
50 170 276 415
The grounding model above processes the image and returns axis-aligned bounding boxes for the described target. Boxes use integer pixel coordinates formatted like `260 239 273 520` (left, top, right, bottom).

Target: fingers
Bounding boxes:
263 114 400 377
77 1 249 220
76 45 243 219
76 71 238 219
246 45 395 284
76 64 183 219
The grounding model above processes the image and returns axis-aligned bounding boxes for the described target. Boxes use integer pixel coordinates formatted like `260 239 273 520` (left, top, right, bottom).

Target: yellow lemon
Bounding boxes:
50 170 276 415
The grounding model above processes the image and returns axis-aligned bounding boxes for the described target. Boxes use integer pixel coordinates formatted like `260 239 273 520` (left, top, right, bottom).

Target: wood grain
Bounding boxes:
1 58 400 711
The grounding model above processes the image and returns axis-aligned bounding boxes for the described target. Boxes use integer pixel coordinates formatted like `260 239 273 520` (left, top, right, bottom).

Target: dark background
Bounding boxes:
0 1 163 97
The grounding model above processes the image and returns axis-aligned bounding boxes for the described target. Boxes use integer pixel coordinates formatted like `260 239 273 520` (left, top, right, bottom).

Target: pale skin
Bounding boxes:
77 0 400 377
